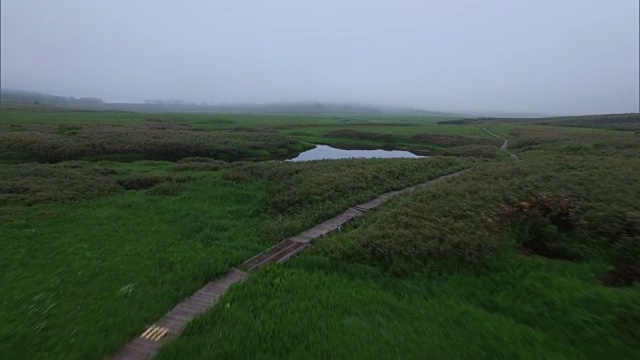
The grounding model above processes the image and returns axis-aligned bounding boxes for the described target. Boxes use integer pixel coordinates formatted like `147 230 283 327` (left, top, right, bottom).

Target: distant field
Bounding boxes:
526 113 640 131
280 123 493 137
0 106 333 127
277 121 636 153
438 113 640 132
485 122 633 137
0 104 459 127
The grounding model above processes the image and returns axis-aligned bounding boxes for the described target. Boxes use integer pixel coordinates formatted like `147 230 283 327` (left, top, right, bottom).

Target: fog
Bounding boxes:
1 0 638 115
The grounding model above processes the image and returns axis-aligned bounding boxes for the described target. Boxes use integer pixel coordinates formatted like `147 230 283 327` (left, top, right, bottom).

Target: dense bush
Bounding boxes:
499 193 583 260
320 150 640 280
0 121 306 162
0 162 203 205
507 128 634 151
118 175 194 190
334 172 502 276
441 144 504 159
600 212 640 287
225 157 472 242
225 157 469 214
0 162 121 205
149 181 188 196
409 133 496 147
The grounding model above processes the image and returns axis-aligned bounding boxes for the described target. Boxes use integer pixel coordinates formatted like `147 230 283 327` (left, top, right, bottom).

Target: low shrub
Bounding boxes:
57 124 82 135
118 175 194 190
225 157 470 215
499 193 583 260
339 181 502 277
507 128 634 151
409 134 495 147
174 157 228 172
225 157 472 243
601 212 640 287
0 162 121 205
442 145 504 159
319 150 640 279
150 182 186 196
0 123 304 162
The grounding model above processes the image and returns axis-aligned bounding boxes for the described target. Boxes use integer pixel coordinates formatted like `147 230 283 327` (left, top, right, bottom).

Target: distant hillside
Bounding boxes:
436 113 640 131
1 89 104 105
0 89 464 116
112 101 458 116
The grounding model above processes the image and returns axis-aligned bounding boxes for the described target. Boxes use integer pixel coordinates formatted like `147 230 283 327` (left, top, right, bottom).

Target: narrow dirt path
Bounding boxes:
501 138 521 161
482 127 500 138
111 168 471 360
483 127 520 161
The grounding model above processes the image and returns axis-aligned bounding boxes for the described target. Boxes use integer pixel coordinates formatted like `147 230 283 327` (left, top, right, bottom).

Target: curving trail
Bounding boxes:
111 169 471 360
483 127 520 161
482 127 500 139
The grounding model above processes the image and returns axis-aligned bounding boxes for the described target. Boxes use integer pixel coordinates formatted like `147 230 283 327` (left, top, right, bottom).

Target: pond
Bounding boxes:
288 145 423 162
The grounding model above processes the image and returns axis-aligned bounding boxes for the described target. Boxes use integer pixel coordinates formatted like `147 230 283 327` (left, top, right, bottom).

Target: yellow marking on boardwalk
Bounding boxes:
140 325 169 341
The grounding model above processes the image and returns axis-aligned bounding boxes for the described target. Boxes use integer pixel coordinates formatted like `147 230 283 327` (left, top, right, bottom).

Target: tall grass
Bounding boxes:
2 108 639 359
0 157 466 359
157 127 640 359
157 254 640 359
0 121 308 163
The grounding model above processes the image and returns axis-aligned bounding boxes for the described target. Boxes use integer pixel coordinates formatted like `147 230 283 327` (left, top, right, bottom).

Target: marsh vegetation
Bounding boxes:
0 106 638 359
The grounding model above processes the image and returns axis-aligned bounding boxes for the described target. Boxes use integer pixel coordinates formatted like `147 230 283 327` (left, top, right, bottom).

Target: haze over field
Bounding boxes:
1 0 639 115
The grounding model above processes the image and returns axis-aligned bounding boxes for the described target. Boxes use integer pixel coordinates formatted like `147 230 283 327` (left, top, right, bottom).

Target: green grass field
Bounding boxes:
158 147 640 359
0 106 452 128
1 163 270 358
1 106 638 359
158 255 639 359
0 153 468 358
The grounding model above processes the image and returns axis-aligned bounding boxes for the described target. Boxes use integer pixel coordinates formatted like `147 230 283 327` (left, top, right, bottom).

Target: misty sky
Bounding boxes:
1 0 638 115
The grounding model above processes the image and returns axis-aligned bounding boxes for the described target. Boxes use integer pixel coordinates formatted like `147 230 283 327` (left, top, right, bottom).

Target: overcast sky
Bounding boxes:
1 0 638 115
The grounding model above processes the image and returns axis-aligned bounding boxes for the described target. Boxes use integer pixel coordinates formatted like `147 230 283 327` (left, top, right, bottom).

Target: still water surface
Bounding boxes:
288 145 423 162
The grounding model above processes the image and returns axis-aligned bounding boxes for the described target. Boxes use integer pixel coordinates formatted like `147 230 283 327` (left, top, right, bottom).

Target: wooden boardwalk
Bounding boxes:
112 269 247 360
111 169 469 359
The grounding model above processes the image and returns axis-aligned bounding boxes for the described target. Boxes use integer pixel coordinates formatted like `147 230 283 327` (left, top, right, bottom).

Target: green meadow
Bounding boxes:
1 105 638 359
